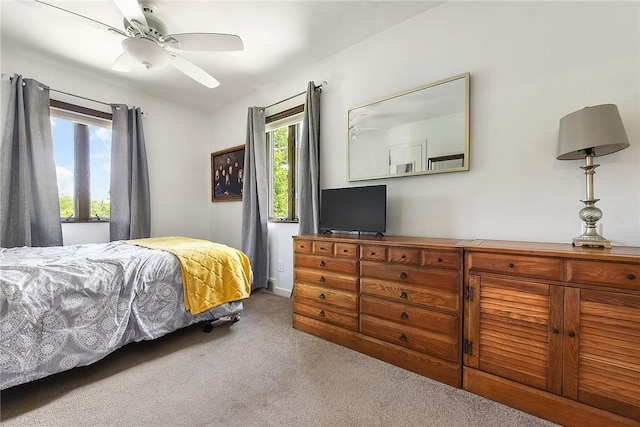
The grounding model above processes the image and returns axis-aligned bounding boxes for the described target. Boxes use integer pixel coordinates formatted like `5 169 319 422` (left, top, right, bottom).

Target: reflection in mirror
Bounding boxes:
348 73 469 181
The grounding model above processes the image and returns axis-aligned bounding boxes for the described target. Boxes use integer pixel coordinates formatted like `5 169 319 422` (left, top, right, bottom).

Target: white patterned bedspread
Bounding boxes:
0 241 242 390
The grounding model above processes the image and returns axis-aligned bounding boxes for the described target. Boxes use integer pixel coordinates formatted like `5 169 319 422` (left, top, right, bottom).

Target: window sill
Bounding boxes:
268 218 299 224
62 219 110 224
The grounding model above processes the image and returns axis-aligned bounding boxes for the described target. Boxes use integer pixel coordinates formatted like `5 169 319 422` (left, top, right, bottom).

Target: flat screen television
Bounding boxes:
319 185 386 235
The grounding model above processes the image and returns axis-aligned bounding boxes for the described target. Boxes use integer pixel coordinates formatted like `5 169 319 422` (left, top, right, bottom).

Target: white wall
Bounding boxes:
208 1 640 295
1 48 212 244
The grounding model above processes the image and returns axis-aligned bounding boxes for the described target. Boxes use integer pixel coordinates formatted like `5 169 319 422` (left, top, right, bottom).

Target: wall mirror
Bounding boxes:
348 72 470 181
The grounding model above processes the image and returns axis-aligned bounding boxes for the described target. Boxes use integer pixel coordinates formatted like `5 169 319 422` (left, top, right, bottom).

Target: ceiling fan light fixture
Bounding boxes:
122 37 170 70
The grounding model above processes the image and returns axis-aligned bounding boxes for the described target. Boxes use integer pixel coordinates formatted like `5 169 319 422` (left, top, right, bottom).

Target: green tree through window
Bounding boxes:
266 104 303 222
272 127 289 218
59 195 74 218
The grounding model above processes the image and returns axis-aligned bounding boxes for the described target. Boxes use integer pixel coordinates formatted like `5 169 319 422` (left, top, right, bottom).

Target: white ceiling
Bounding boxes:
1 0 441 112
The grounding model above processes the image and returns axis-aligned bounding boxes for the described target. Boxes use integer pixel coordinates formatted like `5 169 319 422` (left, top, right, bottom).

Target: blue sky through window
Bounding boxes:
51 117 111 203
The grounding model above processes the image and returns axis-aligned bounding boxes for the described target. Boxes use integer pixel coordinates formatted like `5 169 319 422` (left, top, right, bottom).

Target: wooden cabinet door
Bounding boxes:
465 274 563 393
564 288 640 422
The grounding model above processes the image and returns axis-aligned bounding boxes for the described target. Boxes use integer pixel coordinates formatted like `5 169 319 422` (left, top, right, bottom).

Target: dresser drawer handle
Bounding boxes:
343 249 348 253
370 252 376 256
300 245 305 249
568 331 576 338
629 274 637 280
401 254 406 259
319 276 325 282
319 310 325 317
437 258 443 263
319 293 325 299
319 260 325 267
399 334 407 342
399 271 407 279
552 328 559 334
399 291 408 299
400 312 408 320
320 247 325 251
508 263 515 268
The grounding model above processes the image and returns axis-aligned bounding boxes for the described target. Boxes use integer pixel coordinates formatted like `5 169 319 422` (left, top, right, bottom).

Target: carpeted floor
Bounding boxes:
1 290 556 426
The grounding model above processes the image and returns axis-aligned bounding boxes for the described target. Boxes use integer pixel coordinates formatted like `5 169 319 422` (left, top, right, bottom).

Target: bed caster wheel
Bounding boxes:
203 323 214 333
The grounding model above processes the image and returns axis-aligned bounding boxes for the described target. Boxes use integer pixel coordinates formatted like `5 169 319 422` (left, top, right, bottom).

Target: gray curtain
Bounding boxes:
241 107 268 291
0 75 62 248
110 104 150 241
298 82 321 235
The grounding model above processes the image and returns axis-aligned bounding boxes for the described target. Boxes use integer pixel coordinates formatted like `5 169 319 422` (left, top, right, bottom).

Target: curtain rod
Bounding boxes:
263 81 327 110
1 73 145 114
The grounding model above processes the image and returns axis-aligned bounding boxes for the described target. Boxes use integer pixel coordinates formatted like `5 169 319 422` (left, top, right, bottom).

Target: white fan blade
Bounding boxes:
165 33 243 52
111 51 139 72
30 0 127 36
169 53 220 89
114 0 148 28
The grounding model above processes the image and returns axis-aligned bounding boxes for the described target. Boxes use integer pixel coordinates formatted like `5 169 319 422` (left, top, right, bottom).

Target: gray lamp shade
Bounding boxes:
557 104 630 160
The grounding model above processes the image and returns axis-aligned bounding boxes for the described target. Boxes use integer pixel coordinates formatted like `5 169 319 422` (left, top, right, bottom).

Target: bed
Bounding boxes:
0 236 252 390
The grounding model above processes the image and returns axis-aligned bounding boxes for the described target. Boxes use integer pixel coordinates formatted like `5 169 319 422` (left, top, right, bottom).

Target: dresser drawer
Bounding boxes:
422 249 460 270
294 300 358 330
294 239 312 253
360 295 459 335
360 314 459 363
360 279 459 314
566 259 640 291
313 241 334 255
467 252 563 281
335 243 358 258
294 268 358 293
388 247 420 265
295 254 358 275
293 282 357 311
361 261 459 291
361 245 387 262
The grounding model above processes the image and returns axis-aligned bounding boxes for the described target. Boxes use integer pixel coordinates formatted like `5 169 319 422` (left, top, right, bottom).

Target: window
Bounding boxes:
50 100 112 222
266 105 304 222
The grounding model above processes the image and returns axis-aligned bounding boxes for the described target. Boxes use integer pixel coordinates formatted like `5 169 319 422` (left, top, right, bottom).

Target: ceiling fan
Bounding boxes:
32 0 244 88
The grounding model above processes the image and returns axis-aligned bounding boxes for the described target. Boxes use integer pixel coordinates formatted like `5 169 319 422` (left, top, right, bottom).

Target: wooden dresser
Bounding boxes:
463 240 640 426
292 234 465 388
292 235 640 426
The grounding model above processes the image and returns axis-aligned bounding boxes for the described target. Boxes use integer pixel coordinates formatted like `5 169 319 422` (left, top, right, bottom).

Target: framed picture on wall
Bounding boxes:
211 144 245 202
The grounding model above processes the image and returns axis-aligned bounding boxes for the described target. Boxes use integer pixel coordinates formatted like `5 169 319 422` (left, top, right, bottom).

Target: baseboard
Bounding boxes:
272 286 292 298
267 277 292 298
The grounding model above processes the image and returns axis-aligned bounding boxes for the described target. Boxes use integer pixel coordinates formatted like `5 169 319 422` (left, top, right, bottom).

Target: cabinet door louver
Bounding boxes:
565 289 640 421
467 275 563 393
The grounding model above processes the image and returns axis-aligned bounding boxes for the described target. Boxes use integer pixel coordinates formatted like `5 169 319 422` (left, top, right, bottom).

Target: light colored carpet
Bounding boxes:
1 290 556 427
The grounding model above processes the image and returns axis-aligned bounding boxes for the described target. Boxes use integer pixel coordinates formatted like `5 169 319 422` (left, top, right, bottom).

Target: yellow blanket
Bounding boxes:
125 236 251 315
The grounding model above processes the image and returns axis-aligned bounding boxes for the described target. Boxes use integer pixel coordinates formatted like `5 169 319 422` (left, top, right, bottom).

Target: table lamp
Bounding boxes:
557 104 630 248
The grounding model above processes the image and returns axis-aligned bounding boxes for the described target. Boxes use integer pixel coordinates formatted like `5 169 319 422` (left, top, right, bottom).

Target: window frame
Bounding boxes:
266 104 304 223
50 100 113 223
